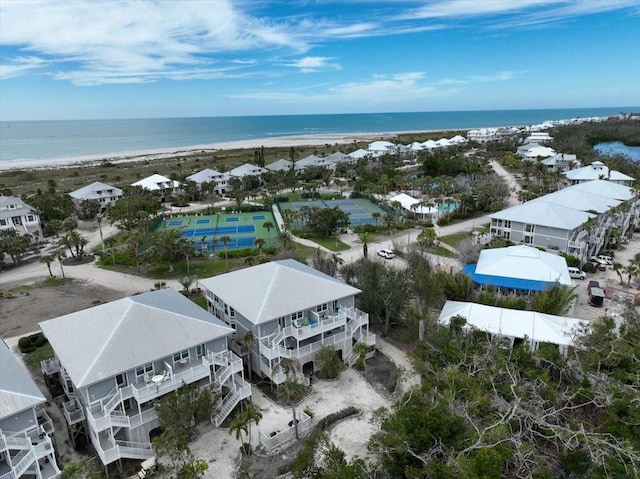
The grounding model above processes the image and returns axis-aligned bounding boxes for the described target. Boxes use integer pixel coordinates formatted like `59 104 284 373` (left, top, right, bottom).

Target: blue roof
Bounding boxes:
462 264 560 292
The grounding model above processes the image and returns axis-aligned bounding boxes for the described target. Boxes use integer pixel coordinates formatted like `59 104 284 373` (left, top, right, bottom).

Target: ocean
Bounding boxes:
0 107 635 167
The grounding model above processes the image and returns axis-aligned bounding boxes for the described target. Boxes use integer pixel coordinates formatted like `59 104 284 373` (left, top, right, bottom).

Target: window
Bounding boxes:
504 220 511 229
229 307 235 318
135 363 154 377
27 215 35 222
503 231 510 240
525 224 535 233
196 344 206 358
291 311 304 321
524 235 533 244
173 350 189 362
316 303 328 313
0 219 6 226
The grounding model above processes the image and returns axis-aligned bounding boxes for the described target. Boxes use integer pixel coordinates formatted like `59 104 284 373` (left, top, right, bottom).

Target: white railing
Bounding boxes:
270 328 286 348
131 361 210 403
7 448 35 479
40 357 60 376
115 440 154 460
129 408 159 429
214 382 252 426
62 398 85 425
259 411 313 451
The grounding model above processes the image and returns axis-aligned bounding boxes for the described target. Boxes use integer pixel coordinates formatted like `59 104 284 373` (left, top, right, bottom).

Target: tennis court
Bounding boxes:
158 211 277 253
279 198 386 228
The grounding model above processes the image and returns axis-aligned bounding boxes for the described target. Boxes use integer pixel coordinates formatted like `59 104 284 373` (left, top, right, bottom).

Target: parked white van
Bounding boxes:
568 267 586 280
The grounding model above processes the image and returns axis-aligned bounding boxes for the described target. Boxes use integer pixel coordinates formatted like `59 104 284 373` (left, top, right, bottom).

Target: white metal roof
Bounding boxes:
564 161 635 182
535 188 621 214
69 181 123 201
198 259 361 325
475 245 572 286
0 339 45 420
186 168 226 184
349 149 371 159
438 301 587 347
567 179 635 201
489 200 596 230
368 141 395 151
421 140 438 148
39 289 233 388
131 174 180 190
522 146 556 158
266 159 293 171
228 163 267 177
389 193 437 215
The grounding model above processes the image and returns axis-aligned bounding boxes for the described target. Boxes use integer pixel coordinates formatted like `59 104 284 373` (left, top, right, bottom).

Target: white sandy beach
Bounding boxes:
0 131 416 172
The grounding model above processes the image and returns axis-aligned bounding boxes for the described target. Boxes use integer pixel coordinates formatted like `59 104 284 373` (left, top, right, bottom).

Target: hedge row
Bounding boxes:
18 332 48 353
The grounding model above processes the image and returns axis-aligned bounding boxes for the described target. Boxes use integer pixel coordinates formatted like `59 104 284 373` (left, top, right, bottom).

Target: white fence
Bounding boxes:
258 410 313 451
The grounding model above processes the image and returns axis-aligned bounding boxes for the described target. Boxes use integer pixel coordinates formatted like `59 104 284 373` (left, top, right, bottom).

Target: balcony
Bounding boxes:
0 427 57 479
62 398 85 425
40 357 60 376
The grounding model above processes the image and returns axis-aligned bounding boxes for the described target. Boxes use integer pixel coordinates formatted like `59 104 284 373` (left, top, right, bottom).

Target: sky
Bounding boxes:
1 0 639 121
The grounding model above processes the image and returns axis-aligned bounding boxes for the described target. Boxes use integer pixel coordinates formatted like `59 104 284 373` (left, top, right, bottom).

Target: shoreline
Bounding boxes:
0 129 462 172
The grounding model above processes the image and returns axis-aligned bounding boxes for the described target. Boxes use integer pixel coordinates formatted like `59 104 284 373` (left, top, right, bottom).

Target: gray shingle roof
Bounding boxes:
39 289 233 388
198 260 361 325
0 339 45 421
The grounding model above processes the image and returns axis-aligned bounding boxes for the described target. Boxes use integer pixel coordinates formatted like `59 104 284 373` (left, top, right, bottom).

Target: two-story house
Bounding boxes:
186 169 231 196
198 260 376 385
131 174 181 202
39 289 250 473
1 339 60 479
69 181 123 214
489 180 639 263
0 196 42 239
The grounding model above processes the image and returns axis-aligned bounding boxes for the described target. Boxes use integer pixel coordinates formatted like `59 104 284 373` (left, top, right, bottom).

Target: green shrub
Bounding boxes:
18 332 48 353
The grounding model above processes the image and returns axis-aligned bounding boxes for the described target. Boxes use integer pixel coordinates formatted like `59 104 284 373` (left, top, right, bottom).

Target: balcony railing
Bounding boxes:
40 357 60 376
62 398 85 425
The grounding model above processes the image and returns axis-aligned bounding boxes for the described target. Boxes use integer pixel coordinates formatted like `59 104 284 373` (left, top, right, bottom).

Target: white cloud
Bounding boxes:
0 56 48 79
0 0 304 84
285 57 341 73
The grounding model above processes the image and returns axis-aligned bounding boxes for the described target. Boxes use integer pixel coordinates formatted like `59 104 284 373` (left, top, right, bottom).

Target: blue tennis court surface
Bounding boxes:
160 211 276 252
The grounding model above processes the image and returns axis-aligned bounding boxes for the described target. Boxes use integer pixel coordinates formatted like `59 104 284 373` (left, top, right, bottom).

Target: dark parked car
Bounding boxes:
587 280 600 294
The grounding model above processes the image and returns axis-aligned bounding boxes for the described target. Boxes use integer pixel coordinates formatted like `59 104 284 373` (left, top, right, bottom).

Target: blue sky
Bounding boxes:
1 0 639 121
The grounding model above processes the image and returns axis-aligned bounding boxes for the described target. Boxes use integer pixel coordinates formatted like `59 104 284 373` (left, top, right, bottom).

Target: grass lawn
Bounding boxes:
306 236 351 252
426 245 456 258
439 231 472 248
24 343 54 369
191 295 208 310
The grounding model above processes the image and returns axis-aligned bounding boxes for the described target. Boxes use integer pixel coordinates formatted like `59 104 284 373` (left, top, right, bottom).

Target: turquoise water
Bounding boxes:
593 141 640 161
1 107 636 165
438 203 457 213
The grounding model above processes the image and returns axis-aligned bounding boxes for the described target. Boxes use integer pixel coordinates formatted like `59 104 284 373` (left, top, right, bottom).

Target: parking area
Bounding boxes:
572 237 640 324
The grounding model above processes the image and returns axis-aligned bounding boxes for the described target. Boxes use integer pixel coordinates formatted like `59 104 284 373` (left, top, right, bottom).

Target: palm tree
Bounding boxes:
351 342 371 372
220 235 232 271
200 236 208 255
243 403 262 446
254 238 265 255
278 231 294 250
40 254 55 277
371 212 381 225
56 250 67 279
263 221 275 247
228 414 249 453
277 378 306 440
240 332 255 382
612 262 625 285
315 346 344 379
356 232 372 259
